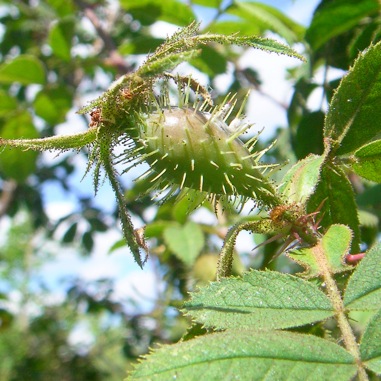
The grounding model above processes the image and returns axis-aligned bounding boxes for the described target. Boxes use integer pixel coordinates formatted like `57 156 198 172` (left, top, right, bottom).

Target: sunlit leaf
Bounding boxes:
278 154 324 204
0 111 39 182
324 41 381 155
128 330 356 381
288 225 353 278
351 140 381 182
0 55 45 85
163 221 204 266
344 243 381 311
48 17 75 61
184 270 334 329
360 307 381 374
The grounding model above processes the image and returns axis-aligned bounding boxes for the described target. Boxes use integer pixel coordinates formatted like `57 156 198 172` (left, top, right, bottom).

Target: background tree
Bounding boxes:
0 0 381 380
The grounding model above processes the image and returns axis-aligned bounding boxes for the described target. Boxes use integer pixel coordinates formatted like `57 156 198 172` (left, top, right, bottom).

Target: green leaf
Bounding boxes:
206 20 262 36
294 111 325 159
48 17 75 61
120 0 196 26
184 270 334 330
0 90 17 116
351 140 381 182
278 154 325 204
62 222 78 243
360 307 381 374
230 1 304 44
191 46 227 76
190 0 222 7
118 37 164 55
0 55 45 85
163 221 204 266
33 85 73 125
81 231 94 253
0 111 39 182
324 41 381 155
307 162 361 252
306 0 379 50
288 225 353 278
344 243 381 311
127 330 356 381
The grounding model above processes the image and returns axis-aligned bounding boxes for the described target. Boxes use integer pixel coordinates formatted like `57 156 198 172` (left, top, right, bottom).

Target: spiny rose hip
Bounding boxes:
126 90 281 208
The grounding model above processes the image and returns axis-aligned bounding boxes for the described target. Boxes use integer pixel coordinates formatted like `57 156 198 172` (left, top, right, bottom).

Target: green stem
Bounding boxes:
99 136 146 268
311 245 368 380
217 219 273 280
0 128 97 151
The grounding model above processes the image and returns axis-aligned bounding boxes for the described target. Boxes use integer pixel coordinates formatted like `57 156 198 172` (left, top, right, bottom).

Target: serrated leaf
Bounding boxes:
351 140 381 182
163 221 204 266
360 307 381 374
324 41 381 155
0 55 45 85
278 154 325 204
306 162 361 252
48 17 75 61
344 243 381 311
127 330 356 381
0 111 38 182
306 0 379 50
184 270 334 330
288 225 353 278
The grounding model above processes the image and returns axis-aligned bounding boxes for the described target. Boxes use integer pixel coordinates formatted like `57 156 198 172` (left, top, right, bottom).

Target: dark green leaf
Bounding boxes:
191 46 227 76
118 37 164 55
360 307 381 374
306 0 380 50
0 55 45 85
324 41 381 155
351 140 381 182
128 330 356 381
294 111 325 159
62 222 78 243
81 231 94 253
184 270 334 330
344 243 381 311
307 162 361 252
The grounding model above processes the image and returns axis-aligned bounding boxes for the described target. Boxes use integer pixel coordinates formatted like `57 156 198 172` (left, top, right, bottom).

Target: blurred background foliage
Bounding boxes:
0 0 380 379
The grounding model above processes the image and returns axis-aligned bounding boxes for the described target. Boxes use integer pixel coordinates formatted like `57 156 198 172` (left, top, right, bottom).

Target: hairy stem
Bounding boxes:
0 129 97 151
99 136 146 268
311 244 368 380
